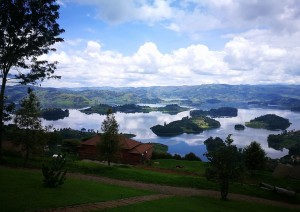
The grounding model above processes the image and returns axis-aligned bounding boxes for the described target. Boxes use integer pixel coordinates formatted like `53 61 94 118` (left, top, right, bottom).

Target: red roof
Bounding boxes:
128 143 153 154
81 134 152 155
81 135 101 146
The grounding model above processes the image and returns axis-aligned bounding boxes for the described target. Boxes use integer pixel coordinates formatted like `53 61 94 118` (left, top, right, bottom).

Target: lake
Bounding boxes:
42 108 300 161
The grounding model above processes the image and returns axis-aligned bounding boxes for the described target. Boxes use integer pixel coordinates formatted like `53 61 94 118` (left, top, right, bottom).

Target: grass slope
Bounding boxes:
103 196 299 212
0 166 153 212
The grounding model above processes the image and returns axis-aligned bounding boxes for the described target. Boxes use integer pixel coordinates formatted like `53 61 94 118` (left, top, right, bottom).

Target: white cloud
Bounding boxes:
40 34 300 88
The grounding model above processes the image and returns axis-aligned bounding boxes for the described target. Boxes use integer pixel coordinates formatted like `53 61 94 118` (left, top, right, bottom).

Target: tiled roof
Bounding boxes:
128 143 153 154
118 136 140 150
81 135 101 146
81 135 152 155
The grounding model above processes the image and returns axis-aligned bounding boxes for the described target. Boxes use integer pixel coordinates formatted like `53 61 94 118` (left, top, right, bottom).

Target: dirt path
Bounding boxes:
69 173 300 210
38 194 172 212
3 166 299 211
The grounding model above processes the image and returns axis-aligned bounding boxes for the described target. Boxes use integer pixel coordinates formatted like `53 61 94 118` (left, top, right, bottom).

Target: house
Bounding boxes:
78 134 153 165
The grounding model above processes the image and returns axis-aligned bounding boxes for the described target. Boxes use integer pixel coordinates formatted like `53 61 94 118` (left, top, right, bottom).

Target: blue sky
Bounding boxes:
40 0 300 87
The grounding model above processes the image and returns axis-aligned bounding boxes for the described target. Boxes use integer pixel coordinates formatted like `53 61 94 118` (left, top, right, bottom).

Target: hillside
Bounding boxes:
5 84 300 110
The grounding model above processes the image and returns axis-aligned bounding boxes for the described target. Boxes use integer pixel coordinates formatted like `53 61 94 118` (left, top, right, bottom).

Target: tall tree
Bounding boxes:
14 89 44 165
0 0 64 161
243 141 266 173
98 109 120 166
205 135 244 200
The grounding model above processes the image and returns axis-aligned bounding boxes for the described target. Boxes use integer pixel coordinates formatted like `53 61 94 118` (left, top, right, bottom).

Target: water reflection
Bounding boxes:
42 108 300 161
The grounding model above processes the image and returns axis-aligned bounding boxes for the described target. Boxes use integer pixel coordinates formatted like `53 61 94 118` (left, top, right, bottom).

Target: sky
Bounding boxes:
39 0 300 87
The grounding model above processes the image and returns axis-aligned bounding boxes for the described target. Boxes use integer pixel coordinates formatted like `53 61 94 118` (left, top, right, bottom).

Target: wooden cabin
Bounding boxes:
78 134 153 165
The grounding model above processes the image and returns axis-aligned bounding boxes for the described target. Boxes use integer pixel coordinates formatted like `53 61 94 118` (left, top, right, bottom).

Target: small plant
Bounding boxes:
42 154 67 188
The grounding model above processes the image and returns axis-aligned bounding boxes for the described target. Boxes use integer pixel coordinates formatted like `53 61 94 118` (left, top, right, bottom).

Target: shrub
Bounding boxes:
184 152 202 161
42 154 67 188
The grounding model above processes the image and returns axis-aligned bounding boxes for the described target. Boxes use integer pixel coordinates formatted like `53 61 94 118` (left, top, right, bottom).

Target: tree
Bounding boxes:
98 109 120 166
184 152 201 161
0 0 64 161
42 154 67 188
243 141 266 173
205 135 244 200
14 89 44 164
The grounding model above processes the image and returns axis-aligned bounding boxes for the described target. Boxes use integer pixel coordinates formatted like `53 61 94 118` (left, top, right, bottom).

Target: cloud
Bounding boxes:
40 32 300 88
67 0 172 25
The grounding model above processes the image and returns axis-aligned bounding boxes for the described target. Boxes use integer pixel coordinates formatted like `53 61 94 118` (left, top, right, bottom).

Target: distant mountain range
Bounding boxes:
5 84 300 110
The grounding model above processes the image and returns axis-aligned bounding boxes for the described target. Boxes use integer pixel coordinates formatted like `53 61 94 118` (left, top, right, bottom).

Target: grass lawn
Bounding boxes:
4 156 300 204
152 159 206 175
102 196 300 212
0 166 154 212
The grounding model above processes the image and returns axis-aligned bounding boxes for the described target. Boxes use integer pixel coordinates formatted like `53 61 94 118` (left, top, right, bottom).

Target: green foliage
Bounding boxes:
42 154 67 188
62 139 80 154
0 166 152 211
205 135 244 200
268 130 300 153
245 114 291 130
190 107 238 118
0 0 64 161
184 152 202 161
98 109 120 166
151 152 173 160
243 141 267 172
151 116 220 137
41 108 69 120
204 137 224 152
104 196 297 212
151 143 168 153
83 103 188 115
13 90 45 164
234 124 245 130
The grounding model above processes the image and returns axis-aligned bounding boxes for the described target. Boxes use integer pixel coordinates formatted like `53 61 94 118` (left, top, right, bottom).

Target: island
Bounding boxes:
82 104 189 115
245 114 290 130
41 108 69 121
234 124 245 130
268 130 300 156
151 116 220 137
190 107 238 118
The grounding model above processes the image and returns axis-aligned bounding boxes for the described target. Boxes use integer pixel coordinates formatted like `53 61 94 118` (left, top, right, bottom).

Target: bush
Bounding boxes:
184 152 202 161
42 154 67 188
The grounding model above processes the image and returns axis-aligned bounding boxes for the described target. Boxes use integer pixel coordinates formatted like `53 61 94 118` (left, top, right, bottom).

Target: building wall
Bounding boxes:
78 145 98 160
78 145 153 165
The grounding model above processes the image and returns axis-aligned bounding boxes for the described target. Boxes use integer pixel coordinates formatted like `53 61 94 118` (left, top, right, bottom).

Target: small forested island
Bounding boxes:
245 114 290 130
190 107 238 118
82 104 188 115
41 108 69 121
151 116 220 137
268 130 300 154
234 124 245 130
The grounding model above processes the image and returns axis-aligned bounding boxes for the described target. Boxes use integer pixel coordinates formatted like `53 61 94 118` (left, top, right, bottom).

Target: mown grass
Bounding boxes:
3 156 300 204
0 166 154 212
102 196 299 212
152 159 206 175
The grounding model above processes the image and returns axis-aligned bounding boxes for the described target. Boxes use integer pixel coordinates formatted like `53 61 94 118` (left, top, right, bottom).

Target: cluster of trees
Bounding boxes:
204 136 267 200
152 151 202 161
41 108 69 121
83 103 188 115
151 116 220 137
245 114 290 130
190 107 238 118
234 124 245 130
268 130 300 156
0 0 64 162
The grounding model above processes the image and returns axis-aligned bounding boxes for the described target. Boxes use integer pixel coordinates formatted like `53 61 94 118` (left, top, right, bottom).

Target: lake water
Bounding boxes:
42 108 300 161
